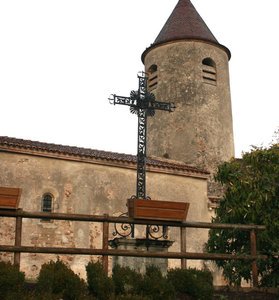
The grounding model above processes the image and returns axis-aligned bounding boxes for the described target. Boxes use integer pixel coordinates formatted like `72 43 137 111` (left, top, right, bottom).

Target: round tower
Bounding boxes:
142 0 234 197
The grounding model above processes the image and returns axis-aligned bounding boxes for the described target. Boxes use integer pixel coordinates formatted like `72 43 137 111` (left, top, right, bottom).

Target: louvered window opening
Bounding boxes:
147 64 158 91
202 58 217 86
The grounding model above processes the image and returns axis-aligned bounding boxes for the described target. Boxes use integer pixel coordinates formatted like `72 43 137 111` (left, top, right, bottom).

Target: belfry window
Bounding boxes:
202 58 217 86
147 64 158 91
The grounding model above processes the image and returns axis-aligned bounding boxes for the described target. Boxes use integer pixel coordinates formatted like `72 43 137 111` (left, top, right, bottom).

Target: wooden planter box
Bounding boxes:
128 198 189 222
0 187 22 209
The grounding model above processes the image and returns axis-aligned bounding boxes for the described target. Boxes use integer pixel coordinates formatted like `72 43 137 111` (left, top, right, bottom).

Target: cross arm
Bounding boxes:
108 94 136 107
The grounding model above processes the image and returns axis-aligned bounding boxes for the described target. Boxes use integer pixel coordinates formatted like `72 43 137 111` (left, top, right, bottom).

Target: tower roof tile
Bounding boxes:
155 0 218 45
142 0 230 61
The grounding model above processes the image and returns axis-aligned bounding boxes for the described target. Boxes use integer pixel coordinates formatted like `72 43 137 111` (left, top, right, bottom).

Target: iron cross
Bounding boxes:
109 71 175 200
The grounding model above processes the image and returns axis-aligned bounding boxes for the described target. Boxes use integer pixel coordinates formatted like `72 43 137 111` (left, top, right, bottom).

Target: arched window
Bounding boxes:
42 194 52 213
147 64 158 91
202 58 217 86
42 194 53 221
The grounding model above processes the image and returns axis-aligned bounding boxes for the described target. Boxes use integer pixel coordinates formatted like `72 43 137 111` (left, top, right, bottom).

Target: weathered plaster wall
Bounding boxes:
0 150 211 278
145 41 234 197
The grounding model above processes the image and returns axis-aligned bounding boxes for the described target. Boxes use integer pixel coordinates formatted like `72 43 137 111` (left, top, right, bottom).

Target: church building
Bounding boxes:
0 0 234 284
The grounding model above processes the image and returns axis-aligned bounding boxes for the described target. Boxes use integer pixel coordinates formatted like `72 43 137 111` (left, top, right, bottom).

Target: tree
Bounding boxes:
206 143 279 286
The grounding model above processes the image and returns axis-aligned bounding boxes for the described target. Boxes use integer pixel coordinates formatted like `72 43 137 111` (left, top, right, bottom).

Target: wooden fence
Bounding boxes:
0 209 267 287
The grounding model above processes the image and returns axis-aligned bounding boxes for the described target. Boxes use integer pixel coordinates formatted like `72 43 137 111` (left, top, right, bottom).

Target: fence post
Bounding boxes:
102 214 109 275
250 228 258 287
14 209 23 268
180 227 187 269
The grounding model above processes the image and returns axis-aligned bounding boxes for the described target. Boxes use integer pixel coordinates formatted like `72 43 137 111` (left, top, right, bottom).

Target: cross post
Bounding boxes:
109 71 175 200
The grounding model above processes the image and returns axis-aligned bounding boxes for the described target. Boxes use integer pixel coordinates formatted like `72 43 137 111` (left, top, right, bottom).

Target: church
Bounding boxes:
0 0 234 284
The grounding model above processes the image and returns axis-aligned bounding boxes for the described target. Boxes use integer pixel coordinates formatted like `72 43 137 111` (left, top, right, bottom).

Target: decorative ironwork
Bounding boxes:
109 71 175 239
112 212 134 238
146 224 168 240
109 71 175 200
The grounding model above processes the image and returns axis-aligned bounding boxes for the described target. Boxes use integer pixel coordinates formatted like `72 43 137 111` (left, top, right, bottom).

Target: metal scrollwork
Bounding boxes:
146 225 168 240
112 212 134 238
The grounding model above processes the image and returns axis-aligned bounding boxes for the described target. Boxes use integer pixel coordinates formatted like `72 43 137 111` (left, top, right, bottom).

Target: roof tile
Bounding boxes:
155 0 218 46
142 0 230 61
0 136 209 175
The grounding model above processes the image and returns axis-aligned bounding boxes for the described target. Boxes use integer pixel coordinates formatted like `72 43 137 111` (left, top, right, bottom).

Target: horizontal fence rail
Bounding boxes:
0 209 267 287
0 245 267 260
0 209 266 230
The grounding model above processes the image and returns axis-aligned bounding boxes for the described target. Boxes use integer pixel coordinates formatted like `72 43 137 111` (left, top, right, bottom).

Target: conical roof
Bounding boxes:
142 0 230 61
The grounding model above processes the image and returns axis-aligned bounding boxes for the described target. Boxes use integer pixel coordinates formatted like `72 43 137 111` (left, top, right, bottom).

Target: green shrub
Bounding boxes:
86 260 114 300
167 268 214 300
35 258 90 300
0 261 25 299
139 265 175 300
112 265 142 296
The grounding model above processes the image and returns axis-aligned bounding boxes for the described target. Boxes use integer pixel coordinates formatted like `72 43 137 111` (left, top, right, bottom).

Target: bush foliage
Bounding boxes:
0 259 214 299
0 261 25 299
86 260 114 300
167 267 214 300
36 258 91 300
206 144 279 286
112 264 142 296
140 265 175 300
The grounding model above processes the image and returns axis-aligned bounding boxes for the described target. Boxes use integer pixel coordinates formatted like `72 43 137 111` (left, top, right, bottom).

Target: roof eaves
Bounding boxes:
0 136 209 177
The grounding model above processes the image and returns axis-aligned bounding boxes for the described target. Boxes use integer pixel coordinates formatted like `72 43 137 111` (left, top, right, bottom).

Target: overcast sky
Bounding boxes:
0 0 278 159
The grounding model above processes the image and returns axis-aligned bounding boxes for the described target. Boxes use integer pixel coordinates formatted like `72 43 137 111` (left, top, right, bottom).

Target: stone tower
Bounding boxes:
142 0 234 197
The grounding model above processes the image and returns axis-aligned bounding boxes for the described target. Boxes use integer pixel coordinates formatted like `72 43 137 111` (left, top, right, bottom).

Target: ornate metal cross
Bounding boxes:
109 71 175 200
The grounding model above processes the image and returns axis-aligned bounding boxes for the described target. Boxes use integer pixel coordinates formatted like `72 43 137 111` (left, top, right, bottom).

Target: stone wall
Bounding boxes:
0 145 212 279
144 40 234 197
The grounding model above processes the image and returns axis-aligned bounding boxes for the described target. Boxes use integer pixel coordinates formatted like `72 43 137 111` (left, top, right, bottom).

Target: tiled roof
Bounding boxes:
0 136 209 176
142 0 230 61
156 0 218 45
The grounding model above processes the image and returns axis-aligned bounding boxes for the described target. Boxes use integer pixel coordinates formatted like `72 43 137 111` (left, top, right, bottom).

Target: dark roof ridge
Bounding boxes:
0 136 209 175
